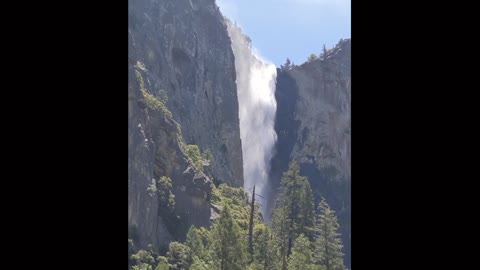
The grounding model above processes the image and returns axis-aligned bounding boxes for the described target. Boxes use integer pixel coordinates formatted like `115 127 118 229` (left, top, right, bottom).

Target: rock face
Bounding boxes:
271 39 351 267
128 0 243 252
128 64 214 253
128 0 243 186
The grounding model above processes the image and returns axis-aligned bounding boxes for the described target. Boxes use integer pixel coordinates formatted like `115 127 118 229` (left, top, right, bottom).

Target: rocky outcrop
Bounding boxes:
129 64 214 253
128 0 243 252
129 62 167 251
271 39 351 267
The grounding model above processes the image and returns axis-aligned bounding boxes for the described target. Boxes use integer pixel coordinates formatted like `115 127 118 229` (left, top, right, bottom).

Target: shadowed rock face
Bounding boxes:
128 0 243 252
271 39 351 267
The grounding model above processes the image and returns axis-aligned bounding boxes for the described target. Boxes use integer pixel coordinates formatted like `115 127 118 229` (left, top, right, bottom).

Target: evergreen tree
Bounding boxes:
272 161 315 257
167 242 191 270
315 198 345 270
210 204 247 270
300 183 316 241
272 205 288 270
190 256 209 270
281 58 292 70
288 234 315 270
252 224 278 270
283 162 303 256
321 44 328 60
186 226 206 260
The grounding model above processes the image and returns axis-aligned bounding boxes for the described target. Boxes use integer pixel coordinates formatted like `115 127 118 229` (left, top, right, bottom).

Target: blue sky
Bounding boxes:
217 0 351 67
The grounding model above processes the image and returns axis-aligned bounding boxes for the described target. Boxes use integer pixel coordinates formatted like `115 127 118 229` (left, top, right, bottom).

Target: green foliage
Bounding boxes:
301 182 316 241
186 226 206 260
127 160 346 270
272 161 315 258
315 198 345 270
211 184 259 231
147 244 160 264
189 256 209 270
308 54 318 62
132 265 152 270
251 224 278 270
271 206 289 270
154 256 169 270
167 242 192 270
158 89 168 103
175 121 186 149
131 249 155 265
135 70 173 119
156 176 180 237
184 144 203 172
128 238 136 268
131 249 155 270
143 90 173 119
147 178 157 197
210 204 247 270
158 176 175 210
288 234 315 270
211 184 247 205
202 148 214 166
135 70 145 90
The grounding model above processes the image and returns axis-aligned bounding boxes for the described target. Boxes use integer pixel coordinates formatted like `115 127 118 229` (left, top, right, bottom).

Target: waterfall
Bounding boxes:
226 21 277 216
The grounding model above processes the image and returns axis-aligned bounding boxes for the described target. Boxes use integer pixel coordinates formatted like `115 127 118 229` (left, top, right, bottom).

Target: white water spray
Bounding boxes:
226 21 277 216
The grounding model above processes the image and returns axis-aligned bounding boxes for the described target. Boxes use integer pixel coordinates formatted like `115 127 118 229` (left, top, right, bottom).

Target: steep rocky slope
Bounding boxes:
128 0 243 252
271 39 351 266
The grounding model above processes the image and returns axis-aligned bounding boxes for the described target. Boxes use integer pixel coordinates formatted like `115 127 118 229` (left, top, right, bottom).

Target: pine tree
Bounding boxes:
210 204 247 270
283 162 303 256
315 198 345 270
281 58 292 70
288 234 315 270
272 161 315 257
189 256 209 270
272 206 289 270
300 183 316 241
322 44 328 60
251 224 278 270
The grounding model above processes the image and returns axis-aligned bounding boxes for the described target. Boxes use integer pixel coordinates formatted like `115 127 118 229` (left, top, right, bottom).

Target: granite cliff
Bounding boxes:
128 0 243 252
271 38 351 267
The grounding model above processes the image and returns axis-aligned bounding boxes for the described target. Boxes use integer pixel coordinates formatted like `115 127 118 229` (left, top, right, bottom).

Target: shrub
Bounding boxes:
135 70 173 119
184 144 203 172
203 148 214 166
307 54 318 62
158 89 168 103
158 176 175 210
